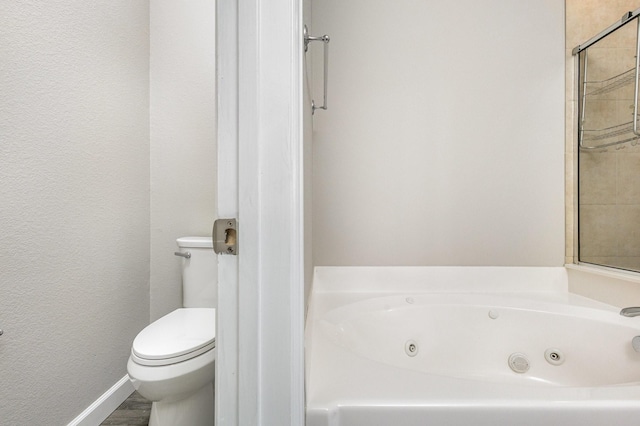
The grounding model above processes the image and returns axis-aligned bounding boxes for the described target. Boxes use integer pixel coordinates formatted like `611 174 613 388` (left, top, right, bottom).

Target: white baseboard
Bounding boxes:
67 375 134 426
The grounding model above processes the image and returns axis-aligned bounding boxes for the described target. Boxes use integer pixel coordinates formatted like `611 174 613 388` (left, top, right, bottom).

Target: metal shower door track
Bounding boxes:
573 9 640 55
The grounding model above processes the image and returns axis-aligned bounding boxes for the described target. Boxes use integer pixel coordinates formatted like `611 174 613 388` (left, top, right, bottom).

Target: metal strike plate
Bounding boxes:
213 218 238 255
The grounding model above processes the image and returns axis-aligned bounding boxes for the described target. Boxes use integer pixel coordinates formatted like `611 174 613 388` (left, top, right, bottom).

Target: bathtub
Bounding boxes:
305 267 640 426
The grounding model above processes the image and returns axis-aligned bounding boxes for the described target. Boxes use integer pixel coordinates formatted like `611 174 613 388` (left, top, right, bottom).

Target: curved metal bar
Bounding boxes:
304 25 330 115
578 51 588 149
633 19 640 137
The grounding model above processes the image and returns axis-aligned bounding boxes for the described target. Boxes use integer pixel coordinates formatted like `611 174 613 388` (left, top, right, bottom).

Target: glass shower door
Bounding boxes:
577 14 640 272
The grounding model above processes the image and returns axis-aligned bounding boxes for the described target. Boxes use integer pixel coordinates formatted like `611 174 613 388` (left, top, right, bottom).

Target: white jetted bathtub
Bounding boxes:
305 267 640 426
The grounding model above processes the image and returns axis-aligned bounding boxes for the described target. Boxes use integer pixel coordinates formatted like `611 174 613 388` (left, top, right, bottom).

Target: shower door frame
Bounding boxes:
216 0 305 425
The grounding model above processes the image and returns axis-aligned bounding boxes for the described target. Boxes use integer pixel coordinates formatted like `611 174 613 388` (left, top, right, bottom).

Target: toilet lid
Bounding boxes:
132 308 216 366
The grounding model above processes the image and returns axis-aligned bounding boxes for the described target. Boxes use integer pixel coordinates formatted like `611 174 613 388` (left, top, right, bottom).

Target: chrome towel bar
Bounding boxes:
304 25 330 115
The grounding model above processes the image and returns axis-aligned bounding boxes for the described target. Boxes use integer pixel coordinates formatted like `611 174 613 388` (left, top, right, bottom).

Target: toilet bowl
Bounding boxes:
127 237 216 426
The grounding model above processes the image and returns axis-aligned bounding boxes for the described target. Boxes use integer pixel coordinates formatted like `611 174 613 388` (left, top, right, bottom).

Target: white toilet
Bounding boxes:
127 236 216 426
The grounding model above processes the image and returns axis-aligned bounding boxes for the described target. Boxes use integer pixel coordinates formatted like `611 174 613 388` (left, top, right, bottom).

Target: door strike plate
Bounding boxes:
213 218 238 255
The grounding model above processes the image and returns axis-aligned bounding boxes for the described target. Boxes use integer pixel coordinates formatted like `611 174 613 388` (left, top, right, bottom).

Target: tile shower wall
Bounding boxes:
567 0 640 271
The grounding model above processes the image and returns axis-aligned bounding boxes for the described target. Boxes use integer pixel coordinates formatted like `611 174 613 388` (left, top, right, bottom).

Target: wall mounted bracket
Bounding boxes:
304 25 330 114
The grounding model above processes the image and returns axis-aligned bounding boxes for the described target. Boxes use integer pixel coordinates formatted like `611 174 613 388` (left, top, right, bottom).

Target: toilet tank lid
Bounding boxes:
176 236 213 248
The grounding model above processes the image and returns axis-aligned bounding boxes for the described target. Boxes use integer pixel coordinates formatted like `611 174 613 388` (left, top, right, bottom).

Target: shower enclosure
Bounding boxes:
575 9 640 273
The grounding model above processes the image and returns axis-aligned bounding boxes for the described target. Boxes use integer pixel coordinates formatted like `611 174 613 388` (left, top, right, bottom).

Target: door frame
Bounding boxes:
216 0 305 425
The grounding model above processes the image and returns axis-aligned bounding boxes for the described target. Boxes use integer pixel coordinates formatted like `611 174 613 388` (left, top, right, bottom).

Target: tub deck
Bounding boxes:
305 267 640 426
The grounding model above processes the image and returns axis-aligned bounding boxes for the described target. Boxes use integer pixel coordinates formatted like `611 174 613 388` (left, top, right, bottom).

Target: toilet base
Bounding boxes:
149 382 214 426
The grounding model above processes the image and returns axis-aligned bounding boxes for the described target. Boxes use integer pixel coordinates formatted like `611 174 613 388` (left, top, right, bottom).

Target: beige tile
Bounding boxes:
615 81 635 103
617 153 640 203
580 256 616 266
579 204 618 256
617 47 637 72
617 205 640 255
614 99 634 128
583 47 617 83
620 138 640 153
591 20 636 50
566 49 577 103
613 256 640 271
616 16 639 47
566 154 576 258
581 99 618 135
566 154 575 195
566 5 610 49
579 151 616 204
566 218 575 258
565 99 575 154
567 0 640 49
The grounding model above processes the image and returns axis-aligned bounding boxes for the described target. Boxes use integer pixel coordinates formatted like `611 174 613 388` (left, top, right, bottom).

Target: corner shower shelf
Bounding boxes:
582 121 640 148
575 11 640 150
581 69 640 149
585 67 635 96
580 67 640 149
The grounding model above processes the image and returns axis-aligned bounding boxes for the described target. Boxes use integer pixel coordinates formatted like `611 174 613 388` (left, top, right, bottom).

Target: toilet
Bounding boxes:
127 236 216 426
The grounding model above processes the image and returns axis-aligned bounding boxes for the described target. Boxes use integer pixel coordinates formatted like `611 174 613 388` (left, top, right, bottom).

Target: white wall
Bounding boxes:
0 2 150 424
312 0 565 267
150 1 217 321
304 0 314 307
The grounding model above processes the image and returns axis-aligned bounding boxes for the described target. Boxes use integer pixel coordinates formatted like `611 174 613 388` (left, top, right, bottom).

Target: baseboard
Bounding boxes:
67 375 134 426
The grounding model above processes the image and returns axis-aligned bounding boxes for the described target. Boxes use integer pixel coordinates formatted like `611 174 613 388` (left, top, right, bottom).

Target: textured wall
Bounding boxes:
150 0 217 321
0 2 150 424
312 0 565 267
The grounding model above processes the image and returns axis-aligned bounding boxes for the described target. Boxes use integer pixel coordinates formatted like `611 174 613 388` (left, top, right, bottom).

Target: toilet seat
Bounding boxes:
131 308 216 367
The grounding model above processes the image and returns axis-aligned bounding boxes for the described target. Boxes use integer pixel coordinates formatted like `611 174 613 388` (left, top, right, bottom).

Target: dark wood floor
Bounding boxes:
100 391 151 426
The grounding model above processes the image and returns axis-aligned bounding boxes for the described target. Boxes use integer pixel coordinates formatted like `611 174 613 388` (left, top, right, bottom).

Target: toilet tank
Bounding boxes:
176 236 217 308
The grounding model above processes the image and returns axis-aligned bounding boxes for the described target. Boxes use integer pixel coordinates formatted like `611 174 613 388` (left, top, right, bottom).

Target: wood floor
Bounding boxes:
100 391 151 426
